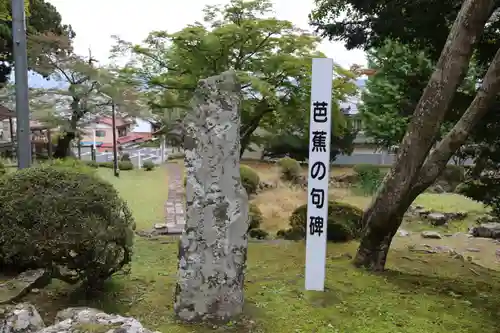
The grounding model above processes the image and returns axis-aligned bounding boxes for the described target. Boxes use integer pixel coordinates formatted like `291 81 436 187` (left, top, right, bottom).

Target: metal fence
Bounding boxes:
73 146 173 168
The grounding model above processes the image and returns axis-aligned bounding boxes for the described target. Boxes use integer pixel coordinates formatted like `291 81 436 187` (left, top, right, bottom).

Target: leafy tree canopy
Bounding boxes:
0 0 75 85
309 0 500 68
359 39 480 149
112 0 359 156
27 34 144 157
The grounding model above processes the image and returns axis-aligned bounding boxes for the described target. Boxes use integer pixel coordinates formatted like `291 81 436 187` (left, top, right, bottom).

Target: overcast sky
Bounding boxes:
45 0 366 69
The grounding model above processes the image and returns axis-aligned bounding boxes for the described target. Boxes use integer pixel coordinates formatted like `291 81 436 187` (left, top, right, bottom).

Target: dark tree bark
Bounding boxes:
354 0 498 270
53 131 75 158
239 102 273 158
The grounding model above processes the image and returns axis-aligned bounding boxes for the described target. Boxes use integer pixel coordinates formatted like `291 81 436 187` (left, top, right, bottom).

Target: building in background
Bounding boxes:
79 117 161 152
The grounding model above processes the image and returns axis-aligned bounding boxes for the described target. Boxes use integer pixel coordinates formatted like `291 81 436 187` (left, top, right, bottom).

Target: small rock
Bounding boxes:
46 307 159 333
466 248 481 253
0 303 45 333
427 212 448 226
421 231 442 239
471 223 500 239
446 211 468 220
153 223 167 230
434 245 454 253
397 229 410 237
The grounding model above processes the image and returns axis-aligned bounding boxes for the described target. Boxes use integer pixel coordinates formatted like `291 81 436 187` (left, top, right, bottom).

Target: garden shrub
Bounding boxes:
249 228 268 240
240 165 260 195
353 164 382 195
432 165 465 192
278 201 364 242
121 153 131 162
48 158 97 174
118 160 134 170
83 160 99 168
457 177 500 217
249 203 264 230
0 166 135 286
277 157 302 182
0 160 5 176
98 161 113 168
143 160 155 171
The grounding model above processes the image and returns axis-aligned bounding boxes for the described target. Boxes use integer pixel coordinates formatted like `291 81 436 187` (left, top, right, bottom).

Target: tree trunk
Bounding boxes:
355 0 497 270
239 101 273 158
53 131 76 158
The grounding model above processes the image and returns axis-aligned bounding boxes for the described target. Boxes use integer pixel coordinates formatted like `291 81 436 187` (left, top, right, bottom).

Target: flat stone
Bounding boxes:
421 231 442 239
166 226 185 234
427 212 448 226
397 229 410 237
466 248 481 252
154 223 167 230
471 222 500 239
174 71 248 323
0 269 51 305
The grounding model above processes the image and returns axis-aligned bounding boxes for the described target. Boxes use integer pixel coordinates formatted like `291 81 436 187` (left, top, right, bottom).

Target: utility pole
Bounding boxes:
111 102 119 177
11 0 31 168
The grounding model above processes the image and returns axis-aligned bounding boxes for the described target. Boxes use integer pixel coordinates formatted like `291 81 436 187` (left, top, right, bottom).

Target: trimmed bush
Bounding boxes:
48 158 97 174
249 228 269 240
431 165 466 192
0 160 5 176
121 153 131 162
118 160 134 171
249 203 264 230
353 164 382 195
0 166 135 286
240 165 260 195
277 157 301 182
98 161 113 168
279 201 364 242
143 160 155 171
83 160 99 168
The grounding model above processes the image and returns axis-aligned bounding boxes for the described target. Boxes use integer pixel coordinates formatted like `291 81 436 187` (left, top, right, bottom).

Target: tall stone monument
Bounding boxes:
174 71 249 323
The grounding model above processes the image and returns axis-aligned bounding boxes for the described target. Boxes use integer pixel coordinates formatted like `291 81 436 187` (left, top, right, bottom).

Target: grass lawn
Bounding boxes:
97 167 168 230
21 162 500 333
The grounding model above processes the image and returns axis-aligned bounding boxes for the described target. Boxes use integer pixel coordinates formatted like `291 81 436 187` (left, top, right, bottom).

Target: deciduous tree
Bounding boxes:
112 0 358 157
29 34 144 158
311 0 500 270
0 0 75 85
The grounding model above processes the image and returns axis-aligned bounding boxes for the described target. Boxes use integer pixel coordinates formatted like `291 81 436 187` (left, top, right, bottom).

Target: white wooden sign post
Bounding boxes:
305 58 333 291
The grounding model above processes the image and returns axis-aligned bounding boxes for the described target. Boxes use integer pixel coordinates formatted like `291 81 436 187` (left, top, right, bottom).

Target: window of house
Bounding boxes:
95 130 106 137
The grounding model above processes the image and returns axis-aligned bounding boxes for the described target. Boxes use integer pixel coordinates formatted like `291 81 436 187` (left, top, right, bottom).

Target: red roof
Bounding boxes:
116 133 149 144
97 117 130 127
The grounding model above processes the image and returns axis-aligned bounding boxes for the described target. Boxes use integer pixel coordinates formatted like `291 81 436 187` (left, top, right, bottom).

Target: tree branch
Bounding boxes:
411 46 500 192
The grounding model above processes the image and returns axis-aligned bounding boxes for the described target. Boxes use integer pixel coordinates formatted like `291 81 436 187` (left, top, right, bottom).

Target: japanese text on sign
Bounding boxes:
305 58 333 292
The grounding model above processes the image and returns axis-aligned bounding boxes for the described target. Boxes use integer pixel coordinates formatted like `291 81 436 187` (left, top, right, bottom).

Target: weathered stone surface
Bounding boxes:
0 303 45 333
0 305 159 333
427 212 448 226
174 71 249 323
397 229 410 237
0 270 51 305
471 222 500 239
45 307 158 333
421 231 442 239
